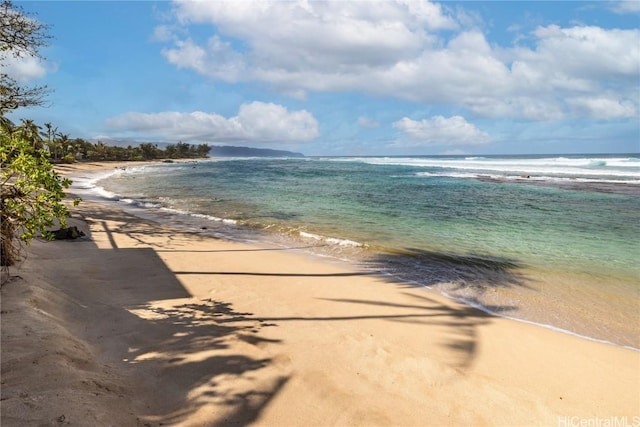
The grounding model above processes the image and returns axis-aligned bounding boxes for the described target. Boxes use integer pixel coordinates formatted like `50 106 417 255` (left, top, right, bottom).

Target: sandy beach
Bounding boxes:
1 162 639 426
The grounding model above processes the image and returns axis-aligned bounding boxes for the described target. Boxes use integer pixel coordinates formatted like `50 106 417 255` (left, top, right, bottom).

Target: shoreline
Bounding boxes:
63 160 640 350
2 160 638 425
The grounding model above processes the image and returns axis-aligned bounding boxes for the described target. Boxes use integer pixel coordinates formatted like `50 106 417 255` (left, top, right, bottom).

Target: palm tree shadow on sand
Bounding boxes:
116 246 528 423
347 247 530 366
123 298 288 427
56 201 531 424
363 247 529 307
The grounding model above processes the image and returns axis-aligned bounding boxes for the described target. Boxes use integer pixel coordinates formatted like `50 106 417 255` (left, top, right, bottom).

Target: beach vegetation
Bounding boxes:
3 118 211 163
0 0 75 270
1 122 77 267
0 118 210 270
67 139 210 162
1 1 210 270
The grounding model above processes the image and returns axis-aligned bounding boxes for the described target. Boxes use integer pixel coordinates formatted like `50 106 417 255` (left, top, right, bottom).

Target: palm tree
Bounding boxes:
42 122 58 159
56 133 70 158
92 141 108 160
17 119 43 150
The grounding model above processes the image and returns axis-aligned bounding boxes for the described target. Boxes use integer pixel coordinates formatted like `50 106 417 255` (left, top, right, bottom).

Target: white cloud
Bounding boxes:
234 102 319 141
162 36 246 81
527 25 639 81
566 96 637 119
392 115 491 146
105 101 319 143
151 25 175 42
161 39 206 73
160 0 639 122
609 0 640 14
163 0 455 76
1 54 48 82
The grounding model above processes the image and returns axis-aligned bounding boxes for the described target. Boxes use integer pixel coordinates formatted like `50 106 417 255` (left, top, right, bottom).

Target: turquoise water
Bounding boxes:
78 154 640 348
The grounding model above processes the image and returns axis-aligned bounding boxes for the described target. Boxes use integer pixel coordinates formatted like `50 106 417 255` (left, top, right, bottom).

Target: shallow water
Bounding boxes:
75 154 640 349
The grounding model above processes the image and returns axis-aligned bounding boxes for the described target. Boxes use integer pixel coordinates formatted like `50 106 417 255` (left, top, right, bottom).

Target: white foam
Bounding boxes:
68 169 123 200
332 156 640 180
413 171 640 185
299 231 366 247
159 208 238 225
120 198 161 209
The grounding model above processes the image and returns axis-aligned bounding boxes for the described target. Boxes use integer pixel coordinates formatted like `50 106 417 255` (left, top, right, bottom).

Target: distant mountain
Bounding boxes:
209 145 304 158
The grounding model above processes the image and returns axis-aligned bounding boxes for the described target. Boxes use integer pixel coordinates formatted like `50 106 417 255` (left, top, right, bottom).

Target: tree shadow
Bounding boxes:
23 225 289 426
231 290 500 370
69 200 214 250
345 247 529 367
121 298 288 426
76 205 528 375
42 198 532 422
362 246 529 299
173 270 371 277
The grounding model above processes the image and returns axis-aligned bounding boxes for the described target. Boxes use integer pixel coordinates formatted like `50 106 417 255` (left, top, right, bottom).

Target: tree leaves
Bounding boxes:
1 134 74 265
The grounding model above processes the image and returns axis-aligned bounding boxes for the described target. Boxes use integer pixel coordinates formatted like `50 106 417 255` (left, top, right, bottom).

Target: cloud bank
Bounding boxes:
105 102 319 144
159 0 639 121
393 115 491 147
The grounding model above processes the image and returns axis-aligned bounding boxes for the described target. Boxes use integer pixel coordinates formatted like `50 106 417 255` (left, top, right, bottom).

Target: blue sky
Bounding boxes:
6 0 640 156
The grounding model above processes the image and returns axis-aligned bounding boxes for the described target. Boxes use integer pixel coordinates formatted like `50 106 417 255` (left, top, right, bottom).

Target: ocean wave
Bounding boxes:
413 171 640 185
69 169 118 187
335 156 640 179
120 198 161 209
299 231 366 248
159 207 238 225
69 170 124 201
588 160 607 167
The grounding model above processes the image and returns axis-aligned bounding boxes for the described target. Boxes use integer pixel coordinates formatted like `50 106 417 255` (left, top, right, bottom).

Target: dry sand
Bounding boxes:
1 161 639 426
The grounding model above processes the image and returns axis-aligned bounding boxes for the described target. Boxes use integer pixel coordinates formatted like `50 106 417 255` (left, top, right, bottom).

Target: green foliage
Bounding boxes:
1 0 67 269
1 131 79 266
161 141 210 159
0 117 211 267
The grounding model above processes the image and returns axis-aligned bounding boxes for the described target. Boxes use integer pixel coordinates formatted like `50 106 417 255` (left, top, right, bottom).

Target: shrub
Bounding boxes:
1 135 79 268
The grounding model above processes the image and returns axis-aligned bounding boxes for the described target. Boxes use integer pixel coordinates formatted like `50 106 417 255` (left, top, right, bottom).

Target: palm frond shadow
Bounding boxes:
364 247 529 297
123 298 287 426
27 217 289 426
54 197 531 420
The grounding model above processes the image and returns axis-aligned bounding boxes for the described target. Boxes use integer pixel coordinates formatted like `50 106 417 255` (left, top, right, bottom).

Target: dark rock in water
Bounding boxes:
52 226 85 240
162 159 174 163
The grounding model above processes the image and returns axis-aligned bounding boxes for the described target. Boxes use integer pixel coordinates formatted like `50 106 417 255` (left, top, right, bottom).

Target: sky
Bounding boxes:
5 0 640 156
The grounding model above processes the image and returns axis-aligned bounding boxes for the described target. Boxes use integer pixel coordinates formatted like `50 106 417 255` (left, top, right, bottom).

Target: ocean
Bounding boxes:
71 154 640 349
